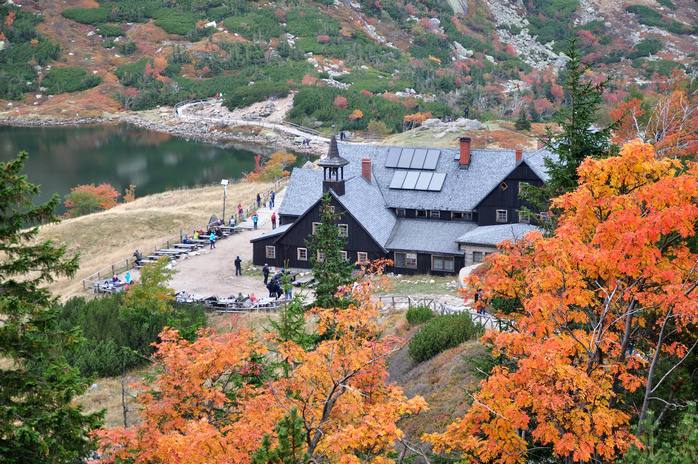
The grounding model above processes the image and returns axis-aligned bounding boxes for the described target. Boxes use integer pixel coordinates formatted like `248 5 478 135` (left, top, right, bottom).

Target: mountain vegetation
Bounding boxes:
1 0 696 133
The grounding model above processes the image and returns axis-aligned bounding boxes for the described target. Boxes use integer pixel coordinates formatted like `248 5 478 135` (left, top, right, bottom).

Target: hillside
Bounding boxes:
1 0 696 133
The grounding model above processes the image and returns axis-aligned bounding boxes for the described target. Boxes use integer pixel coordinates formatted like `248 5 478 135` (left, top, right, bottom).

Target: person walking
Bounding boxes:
252 212 259 229
263 263 270 285
235 256 242 276
256 193 261 208
271 212 277 229
209 232 216 249
269 190 275 208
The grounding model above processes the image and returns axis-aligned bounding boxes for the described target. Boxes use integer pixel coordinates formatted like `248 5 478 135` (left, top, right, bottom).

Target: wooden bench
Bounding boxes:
293 276 314 287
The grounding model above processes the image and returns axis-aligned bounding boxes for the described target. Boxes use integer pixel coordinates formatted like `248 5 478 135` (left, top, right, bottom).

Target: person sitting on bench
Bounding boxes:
133 250 142 266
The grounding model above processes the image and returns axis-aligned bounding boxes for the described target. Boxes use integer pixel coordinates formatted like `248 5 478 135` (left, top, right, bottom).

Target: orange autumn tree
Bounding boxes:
427 140 698 463
94 262 426 463
64 183 120 218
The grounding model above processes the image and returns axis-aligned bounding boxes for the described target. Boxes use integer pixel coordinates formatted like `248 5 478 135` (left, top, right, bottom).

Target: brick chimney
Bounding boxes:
515 149 523 163
459 137 471 167
361 158 371 183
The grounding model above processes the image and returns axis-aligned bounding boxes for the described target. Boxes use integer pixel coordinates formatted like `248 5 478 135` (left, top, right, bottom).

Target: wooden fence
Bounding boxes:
375 294 515 332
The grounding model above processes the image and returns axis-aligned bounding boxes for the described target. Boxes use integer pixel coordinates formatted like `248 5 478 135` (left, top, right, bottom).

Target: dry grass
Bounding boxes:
37 180 276 301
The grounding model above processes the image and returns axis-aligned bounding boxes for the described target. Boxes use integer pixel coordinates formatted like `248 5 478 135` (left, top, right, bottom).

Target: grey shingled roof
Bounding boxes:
250 223 292 243
278 168 324 217
334 176 395 249
386 219 477 254
456 223 540 246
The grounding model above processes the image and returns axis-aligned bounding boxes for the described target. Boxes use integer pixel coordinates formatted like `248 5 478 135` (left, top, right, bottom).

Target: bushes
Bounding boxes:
61 6 111 25
408 313 482 362
223 81 290 110
97 24 123 37
222 9 284 41
285 9 340 37
57 294 207 377
42 67 101 94
406 304 434 326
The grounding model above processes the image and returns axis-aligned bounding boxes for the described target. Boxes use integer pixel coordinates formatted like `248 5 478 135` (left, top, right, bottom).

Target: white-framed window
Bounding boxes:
297 247 308 261
416 210 427 218
396 208 406 217
394 252 417 269
519 212 530 224
496 209 508 223
312 222 321 235
340 251 348 261
430 210 440 218
451 212 474 221
316 250 325 262
330 206 336 213
265 246 276 259
357 252 368 263
432 255 455 272
473 251 483 263
338 224 348 237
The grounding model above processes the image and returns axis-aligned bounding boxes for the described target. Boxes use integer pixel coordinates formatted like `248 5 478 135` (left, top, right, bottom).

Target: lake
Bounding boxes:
0 124 296 214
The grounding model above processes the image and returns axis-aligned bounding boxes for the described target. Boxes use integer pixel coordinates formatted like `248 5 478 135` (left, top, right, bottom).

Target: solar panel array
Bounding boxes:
385 148 441 170
389 171 446 191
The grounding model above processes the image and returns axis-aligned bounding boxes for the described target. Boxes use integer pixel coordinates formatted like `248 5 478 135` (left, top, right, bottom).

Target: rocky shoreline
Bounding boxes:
0 112 329 158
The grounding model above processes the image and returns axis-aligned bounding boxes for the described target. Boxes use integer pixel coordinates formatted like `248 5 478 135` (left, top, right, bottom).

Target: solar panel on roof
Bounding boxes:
402 171 420 189
415 172 434 190
423 150 440 170
389 171 408 189
385 148 401 168
428 172 446 191
397 149 414 168
411 149 427 169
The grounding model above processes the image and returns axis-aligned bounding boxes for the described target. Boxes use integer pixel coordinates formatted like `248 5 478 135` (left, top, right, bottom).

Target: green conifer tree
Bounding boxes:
0 152 103 463
520 39 619 231
251 407 310 464
306 193 355 308
515 106 531 131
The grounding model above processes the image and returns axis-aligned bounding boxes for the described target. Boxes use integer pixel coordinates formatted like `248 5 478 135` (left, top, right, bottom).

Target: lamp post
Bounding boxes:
221 179 228 222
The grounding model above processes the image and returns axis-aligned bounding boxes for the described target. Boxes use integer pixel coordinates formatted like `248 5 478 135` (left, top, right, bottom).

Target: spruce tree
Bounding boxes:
515 106 531 131
0 152 102 463
306 193 354 308
521 39 618 231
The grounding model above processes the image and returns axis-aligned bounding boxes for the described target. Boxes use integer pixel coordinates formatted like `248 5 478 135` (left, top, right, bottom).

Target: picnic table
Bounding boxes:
94 281 128 294
173 243 201 250
253 297 280 311
293 276 314 287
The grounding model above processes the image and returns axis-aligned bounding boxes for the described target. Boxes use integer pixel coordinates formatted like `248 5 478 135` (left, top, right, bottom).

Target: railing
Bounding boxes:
375 294 514 332
82 176 289 292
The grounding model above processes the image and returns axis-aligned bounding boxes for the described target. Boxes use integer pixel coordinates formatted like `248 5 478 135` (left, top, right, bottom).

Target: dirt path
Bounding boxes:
122 188 295 300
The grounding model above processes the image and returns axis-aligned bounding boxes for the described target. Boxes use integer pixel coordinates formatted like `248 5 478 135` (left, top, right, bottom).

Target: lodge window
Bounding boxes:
432 255 455 272
451 212 474 221
396 208 406 217
357 252 368 263
519 212 530 224
430 210 440 218
317 250 325 262
473 251 483 263
340 251 348 261
416 210 427 218
338 224 348 237
266 246 276 259
496 209 508 223
312 222 321 235
500 181 508 191
395 252 417 269
297 248 308 261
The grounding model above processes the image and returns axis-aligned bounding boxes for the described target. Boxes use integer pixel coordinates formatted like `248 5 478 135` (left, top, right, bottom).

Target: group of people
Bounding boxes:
263 264 292 299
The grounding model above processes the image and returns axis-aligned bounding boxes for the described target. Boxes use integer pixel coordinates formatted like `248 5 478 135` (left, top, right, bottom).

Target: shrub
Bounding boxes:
57 294 206 378
222 81 290 110
41 67 102 94
97 24 123 37
408 313 482 362
61 6 111 25
119 41 138 55
406 304 434 326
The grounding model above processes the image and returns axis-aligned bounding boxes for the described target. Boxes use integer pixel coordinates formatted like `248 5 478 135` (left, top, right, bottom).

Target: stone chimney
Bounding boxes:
515 149 523 163
361 158 371 183
459 137 471 168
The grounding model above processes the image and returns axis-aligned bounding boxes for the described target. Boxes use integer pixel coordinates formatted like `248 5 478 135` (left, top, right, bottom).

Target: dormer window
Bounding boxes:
416 210 427 218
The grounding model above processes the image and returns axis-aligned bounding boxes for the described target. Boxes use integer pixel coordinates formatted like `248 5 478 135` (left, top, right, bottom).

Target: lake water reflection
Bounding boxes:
0 124 289 213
